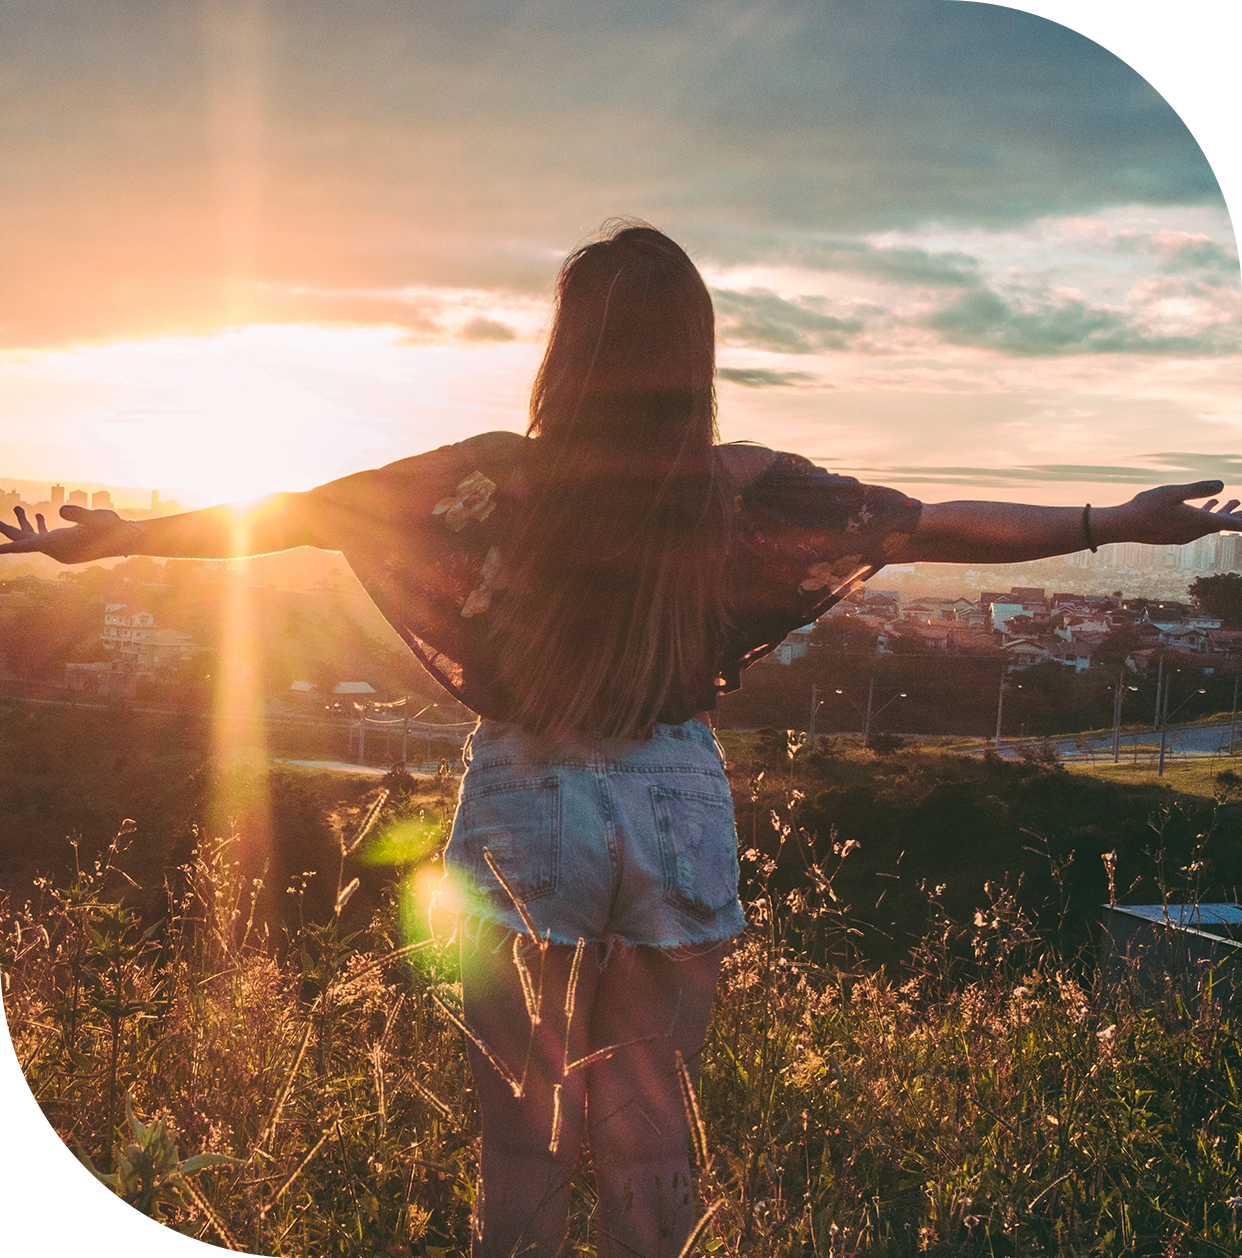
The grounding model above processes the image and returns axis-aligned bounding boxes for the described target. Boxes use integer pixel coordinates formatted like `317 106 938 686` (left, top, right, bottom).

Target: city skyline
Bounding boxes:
0 478 179 516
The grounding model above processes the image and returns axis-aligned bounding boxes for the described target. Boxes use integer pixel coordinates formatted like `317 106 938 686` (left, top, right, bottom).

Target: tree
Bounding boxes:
1189 573 1242 628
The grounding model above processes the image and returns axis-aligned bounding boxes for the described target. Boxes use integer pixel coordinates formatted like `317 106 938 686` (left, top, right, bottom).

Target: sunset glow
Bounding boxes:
0 2 1236 512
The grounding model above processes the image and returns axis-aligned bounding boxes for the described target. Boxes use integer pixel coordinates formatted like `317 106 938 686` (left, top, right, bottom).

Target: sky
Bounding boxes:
0 0 1238 509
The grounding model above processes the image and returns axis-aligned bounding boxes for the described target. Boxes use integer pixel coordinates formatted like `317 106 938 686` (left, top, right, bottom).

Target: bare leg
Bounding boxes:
461 922 601 1258
586 943 724 1258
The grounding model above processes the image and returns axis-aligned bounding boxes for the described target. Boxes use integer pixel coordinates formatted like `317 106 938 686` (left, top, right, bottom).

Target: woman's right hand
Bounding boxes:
0 504 143 564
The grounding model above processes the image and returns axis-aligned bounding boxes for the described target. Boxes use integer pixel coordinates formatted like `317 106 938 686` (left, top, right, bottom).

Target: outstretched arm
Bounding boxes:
0 492 320 564
902 481 1242 565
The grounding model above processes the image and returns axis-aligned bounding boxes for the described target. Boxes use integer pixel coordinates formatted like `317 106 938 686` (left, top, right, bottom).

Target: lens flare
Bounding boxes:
207 512 273 889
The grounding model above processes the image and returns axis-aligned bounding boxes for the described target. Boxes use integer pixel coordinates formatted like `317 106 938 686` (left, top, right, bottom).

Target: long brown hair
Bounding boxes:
490 223 727 740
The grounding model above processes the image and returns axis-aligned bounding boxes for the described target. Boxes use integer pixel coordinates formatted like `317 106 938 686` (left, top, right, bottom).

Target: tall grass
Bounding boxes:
3 749 1242 1255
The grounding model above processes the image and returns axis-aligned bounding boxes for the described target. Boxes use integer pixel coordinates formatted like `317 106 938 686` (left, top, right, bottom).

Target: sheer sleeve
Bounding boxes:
717 445 921 689
747 449 921 601
303 431 523 716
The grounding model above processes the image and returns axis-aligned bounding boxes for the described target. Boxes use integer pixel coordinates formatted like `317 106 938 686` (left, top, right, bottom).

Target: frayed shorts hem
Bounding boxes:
433 895 747 955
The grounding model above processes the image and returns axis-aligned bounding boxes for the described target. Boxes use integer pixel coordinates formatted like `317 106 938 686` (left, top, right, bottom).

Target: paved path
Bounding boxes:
272 757 448 778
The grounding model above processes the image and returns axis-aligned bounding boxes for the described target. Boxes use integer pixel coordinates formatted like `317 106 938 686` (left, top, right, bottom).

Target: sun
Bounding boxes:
1 321 539 507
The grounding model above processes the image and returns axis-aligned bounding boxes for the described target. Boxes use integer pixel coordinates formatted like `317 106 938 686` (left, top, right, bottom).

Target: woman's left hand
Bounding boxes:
1103 481 1242 547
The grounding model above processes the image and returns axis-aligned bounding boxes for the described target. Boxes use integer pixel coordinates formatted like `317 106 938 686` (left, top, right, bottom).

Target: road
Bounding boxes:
1017 719 1240 762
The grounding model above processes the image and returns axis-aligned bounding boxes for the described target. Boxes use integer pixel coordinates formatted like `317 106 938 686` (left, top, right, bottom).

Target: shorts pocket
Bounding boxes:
450 775 561 905
650 784 740 921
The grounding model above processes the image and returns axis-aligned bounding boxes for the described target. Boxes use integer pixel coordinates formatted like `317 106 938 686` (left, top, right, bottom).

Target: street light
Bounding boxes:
830 689 906 744
1158 685 1207 777
855 677 908 747
994 669 1022 751
1111 669 1140 764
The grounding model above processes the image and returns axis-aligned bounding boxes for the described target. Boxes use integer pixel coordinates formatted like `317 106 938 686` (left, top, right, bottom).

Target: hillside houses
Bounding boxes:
64 602 197 697
781 583 1242 677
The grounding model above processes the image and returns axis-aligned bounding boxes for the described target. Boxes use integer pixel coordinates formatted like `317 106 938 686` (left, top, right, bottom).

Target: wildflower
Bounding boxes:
1056 973 1090 1025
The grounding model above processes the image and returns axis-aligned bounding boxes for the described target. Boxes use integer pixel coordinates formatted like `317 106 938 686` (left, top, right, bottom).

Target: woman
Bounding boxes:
3 223 1239 1257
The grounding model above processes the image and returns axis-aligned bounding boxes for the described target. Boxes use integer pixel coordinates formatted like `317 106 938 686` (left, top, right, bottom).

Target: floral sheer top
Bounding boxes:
305 431 921 723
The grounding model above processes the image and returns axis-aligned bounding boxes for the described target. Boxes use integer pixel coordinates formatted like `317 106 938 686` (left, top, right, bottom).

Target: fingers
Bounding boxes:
1170 480 1226 501
1202 497 1242 513
60 504 90 522
2 507 35 541
35 513 47 533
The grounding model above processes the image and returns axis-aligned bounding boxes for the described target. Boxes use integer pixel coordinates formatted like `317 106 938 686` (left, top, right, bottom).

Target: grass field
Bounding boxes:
1065 751 1242 799
5 747 1242 1255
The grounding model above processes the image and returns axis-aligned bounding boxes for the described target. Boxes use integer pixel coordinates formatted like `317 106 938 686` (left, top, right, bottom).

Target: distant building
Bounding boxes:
91 490 112 510
99 603 194 670
1003 638 1053 670
151 489 160 511
102 603 152 651
50 485 64 507
64 660 139 699
988 601 1028 634
1055 647 1094 673
774 623 814 664
68 489 88 507
1050 592 1090 611
1187 533 1218 572
1219 533 1242 573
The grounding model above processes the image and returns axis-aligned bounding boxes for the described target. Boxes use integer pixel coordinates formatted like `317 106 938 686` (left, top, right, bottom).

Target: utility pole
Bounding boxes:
1153 657 1165 729
358 706 367 766
809 684 818 742
402 697 410 766
995 667 1006 750
862 677 875 747
1112 664 1125 763
1158 677 1171 777
1230 675 1239 757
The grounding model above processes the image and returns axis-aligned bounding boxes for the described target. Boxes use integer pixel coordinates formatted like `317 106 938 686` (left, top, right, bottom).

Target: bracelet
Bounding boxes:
1082 503 1098 553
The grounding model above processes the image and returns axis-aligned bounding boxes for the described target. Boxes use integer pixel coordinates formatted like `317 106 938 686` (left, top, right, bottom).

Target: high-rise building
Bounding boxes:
1178 533 1216 572
68 489 88 507
50 485 64 507
1219 532 1242 573
91 490 112 510
150 489 160 511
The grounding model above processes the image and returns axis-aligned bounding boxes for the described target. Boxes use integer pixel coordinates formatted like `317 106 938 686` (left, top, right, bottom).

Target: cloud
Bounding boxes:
1157 238 1238 276
713 289 867 354
717 367 818 388
850 453 1242 489
0 0 1226 346
458 317 517 343
728 238 984 288
922 285 1239 357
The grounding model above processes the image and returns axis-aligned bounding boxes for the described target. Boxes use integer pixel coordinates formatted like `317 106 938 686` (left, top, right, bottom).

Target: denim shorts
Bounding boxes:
436 717 746 949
